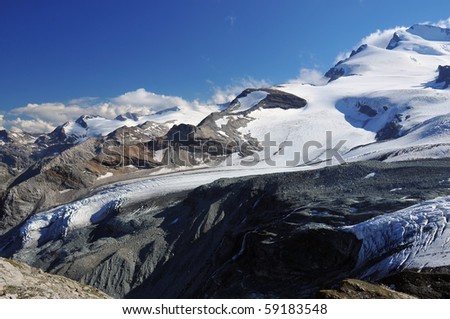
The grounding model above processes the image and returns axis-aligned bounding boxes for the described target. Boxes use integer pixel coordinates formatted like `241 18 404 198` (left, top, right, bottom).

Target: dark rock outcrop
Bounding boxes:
227 88 307 113
325 67 345 82
325 45 368 82
386 32 401 50
380 271 450 298
376 121 402 140
436 65 450 88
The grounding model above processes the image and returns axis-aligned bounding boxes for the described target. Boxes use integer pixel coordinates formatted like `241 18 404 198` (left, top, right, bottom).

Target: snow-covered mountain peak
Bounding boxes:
385 25 450 56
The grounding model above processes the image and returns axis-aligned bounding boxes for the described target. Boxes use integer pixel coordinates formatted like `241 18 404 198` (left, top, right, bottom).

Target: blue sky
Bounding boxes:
1 0 450 132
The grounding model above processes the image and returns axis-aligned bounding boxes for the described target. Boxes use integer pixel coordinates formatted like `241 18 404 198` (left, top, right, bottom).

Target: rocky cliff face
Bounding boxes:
0 257 111 299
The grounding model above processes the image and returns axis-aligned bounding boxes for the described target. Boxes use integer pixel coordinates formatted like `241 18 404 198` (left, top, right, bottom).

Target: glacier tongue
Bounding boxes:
345 196 450 279
17 165 308 248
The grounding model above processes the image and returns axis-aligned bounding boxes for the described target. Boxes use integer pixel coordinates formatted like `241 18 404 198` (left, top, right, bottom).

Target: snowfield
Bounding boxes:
231 90 269 113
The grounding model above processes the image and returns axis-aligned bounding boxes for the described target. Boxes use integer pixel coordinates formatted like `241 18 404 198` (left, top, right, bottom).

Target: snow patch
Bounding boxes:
364 172 376 179
97 172 113 180
231 91 269 113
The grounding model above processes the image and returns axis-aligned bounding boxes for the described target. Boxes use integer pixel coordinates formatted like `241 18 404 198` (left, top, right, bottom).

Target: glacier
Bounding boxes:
345 196 450 279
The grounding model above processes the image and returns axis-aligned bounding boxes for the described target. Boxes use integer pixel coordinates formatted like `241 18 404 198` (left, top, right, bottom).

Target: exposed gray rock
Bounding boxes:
386 32 401 50
325 67 345 82
0 139 100 235
325 45 368 82
436 65 450 88
226 88 307 113
376 121 402 140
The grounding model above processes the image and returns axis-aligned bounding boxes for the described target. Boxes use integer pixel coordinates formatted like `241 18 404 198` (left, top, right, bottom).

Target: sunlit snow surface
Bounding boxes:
230 91 268 113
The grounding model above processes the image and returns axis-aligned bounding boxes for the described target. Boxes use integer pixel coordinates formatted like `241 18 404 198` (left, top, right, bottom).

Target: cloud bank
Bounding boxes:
288 68 328 86
4 88 209 133
3 80 272 134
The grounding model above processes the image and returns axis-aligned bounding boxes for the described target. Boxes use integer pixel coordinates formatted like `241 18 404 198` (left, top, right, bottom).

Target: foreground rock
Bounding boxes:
0 257 111 299
318 279 416 299
380 270 450 298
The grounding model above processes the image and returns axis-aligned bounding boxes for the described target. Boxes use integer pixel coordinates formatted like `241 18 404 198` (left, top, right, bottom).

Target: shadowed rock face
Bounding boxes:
436 65 450 88
325 45 368 82
386 33 401 50
325 67 345 82
379 271 450 298
227 88 307 112
0 139 100 235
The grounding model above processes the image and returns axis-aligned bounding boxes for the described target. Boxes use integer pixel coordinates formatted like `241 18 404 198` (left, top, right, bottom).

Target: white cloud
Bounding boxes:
0 115 5 130
110 88 193 113
288 68 328 86
429 17 450 28
8 118 55 134
4 88 207 133
11 102 89 126
208 77 271 105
